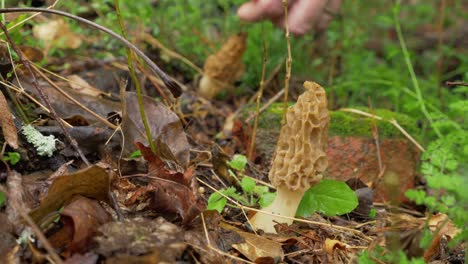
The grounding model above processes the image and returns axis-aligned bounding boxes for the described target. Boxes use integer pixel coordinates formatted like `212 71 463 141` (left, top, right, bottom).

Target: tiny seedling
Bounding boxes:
207 155 358 218
129 150 142 158
2 152 20 165
207 154 276 213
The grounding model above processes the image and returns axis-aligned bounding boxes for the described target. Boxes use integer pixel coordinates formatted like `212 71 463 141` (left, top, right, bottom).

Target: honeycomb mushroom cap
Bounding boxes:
269 81 329 191
203 32 247 82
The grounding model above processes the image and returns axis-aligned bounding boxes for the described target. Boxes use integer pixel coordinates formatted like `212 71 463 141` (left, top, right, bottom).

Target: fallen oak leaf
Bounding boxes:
126 143 204 225
29 165 112 224
122 92 190 168
220 222 284 262
47 195 111 255
136 141 190 186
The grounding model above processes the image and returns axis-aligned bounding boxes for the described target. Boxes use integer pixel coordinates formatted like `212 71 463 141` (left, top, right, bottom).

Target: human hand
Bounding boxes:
237 0 341 36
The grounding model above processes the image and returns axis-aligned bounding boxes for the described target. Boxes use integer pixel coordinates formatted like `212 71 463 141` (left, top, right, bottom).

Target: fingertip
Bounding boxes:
237 2 262 22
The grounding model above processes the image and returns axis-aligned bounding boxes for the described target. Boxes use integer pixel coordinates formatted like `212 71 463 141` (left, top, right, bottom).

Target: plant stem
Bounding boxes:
393 1 442 138
113 0 156 153
281 0 292 126
249 23 267 160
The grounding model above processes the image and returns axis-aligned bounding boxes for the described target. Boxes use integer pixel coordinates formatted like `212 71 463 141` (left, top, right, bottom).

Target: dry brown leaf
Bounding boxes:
125 143 204 225
323 238 347 255
29 165 112 224
220 222 284 261
32 18 82 54
58 195 111 254
0 90 18 149
68 75 105 97
428 213 460 240
18 45 44 62
122 92 190 168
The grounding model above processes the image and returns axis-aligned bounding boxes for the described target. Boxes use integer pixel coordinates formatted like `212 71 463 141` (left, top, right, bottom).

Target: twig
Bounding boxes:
135 62 170 105
200 212 255 264
197 177 372 240
248 24 267 160
281 0 292 125
0 183 63 264
31 64 118 130
0 80 72 128
0 7 182 97
340 108 425 152
0 0 59 34
142 32 203 75
446 81 468 87
0 20 90 166
245 89 285 123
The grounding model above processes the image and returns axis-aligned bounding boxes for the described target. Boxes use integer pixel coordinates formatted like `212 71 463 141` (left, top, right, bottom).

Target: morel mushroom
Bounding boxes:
198 33 246 99
250 81 330 233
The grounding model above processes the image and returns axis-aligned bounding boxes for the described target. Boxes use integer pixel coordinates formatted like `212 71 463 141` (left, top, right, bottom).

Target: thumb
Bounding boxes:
237 0 285 22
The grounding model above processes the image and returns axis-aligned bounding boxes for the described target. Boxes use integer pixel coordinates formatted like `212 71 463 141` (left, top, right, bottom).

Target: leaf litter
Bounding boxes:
0 7 464 264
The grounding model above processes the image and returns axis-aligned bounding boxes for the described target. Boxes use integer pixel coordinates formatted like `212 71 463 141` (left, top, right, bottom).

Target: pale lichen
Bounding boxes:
22 124 57 157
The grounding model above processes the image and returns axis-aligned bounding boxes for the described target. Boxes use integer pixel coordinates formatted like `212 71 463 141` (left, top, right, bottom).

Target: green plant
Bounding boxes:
207 154 276 213
2 151 20 165
297 180 358 217
129 150 142 158
405 130 468 260
207 154 358 219
358 247 425 264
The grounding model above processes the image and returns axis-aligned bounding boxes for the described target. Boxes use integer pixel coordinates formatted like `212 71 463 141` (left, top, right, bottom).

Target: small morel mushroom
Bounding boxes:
250 81 330 233
198 32 247 99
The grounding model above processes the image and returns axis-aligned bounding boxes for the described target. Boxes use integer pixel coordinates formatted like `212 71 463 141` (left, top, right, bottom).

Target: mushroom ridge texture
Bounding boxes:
250 81 330 233
269 81 329 191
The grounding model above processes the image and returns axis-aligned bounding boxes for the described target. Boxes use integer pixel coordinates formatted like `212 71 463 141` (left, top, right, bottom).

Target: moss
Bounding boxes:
240 103 418 139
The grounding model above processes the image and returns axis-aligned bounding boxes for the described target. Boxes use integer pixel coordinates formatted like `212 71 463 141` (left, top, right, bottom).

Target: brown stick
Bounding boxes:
0 20 90 166
0 7 182 97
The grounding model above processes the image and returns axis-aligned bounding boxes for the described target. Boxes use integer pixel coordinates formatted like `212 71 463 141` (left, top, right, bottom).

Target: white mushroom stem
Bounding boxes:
250 185 305 233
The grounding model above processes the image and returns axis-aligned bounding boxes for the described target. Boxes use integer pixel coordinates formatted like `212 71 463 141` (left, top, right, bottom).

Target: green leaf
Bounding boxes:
259 192 276 208
241 177 255 194
254 185 269 196
0 191 5 207
5 152 20 165
207 192 227 213
228 154 247 171
368 208 377 218
296 180 358 217
130 150 142 158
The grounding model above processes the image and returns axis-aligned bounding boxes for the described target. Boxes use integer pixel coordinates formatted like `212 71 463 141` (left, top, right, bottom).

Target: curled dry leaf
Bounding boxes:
428 213 460 240
122 92 190 168
220 222 284 262
199 32 247 99
29 165 112 224
48 195 111 255
126 143 204 225
323 238 347 255
68 74 105 97
0 90 18 149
